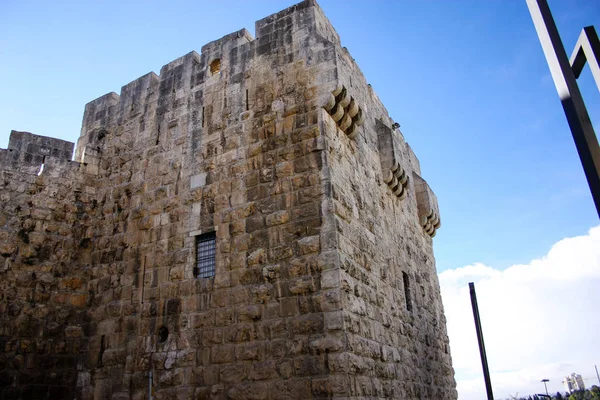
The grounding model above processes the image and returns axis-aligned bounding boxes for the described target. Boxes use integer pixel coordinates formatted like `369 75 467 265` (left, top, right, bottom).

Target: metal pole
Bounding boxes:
148 370 153 400
469 282 494 400
570 26 600 92
595 364 600 385
542 378 549 396
526 0 600 218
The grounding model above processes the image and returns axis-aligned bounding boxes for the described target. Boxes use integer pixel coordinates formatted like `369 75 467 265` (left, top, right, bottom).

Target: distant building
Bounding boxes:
564 373 585 392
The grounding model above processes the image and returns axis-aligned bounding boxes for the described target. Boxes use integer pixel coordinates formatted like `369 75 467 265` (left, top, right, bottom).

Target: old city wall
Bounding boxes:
0 131 98 399
76 3 344 399
318 40 457 398
0 0 458 399
0 1 355 399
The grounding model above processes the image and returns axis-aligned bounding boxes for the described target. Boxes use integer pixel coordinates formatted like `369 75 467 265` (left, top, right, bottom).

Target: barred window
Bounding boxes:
195 232 216 278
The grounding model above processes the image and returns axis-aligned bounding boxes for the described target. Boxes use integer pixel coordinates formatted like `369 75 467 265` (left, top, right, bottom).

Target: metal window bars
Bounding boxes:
195 232 216 278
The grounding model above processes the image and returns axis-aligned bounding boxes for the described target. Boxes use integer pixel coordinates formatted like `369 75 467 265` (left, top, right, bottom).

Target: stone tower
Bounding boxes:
0 1 456 399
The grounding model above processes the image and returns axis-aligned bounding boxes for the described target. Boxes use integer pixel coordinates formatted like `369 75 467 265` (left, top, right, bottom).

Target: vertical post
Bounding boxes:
570 26 600 91
148 370 153 400
542 378 550 396
526 0 600 218
595 365 600 385
469 282 494 400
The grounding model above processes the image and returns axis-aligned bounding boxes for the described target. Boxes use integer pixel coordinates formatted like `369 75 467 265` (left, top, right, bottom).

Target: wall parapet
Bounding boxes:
7 130 74 162
413 173 442 237
1 131 82 177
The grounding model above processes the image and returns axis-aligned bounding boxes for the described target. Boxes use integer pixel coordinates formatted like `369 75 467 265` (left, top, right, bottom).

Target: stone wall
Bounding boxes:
71 2 346 398
0 1 456 399
0 132 96 399
321 43 455 399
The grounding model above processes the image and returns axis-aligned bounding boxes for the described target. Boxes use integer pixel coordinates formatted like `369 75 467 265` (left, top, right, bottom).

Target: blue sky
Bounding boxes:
1 0 597 272
1 1 599 398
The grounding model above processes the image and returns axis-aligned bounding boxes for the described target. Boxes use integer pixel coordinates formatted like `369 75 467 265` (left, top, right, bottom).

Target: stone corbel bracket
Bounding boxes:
413 173 441 238
323 84 365 139
382 162 409 200
376 120 409 200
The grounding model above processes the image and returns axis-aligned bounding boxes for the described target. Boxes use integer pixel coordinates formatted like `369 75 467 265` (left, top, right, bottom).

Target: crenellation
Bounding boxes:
7 130 74 162
76 92 120 162
200 29 254 58
118 72 159 123
1 133 82 181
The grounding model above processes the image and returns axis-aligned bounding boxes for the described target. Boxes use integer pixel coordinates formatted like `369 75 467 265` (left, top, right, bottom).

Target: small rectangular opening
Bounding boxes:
210 59 221 75
37 156 46 176
245 89 249 111
201 107 205 128
403 271 413 312
195 232 216 278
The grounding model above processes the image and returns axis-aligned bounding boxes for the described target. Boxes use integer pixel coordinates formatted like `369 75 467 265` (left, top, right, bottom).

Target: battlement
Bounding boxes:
7 130 73 162
0 130 80 178
3 0 439 237
200 29 254 55
75 0 342 161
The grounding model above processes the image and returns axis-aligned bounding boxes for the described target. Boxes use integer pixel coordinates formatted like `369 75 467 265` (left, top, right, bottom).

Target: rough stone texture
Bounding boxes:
0 1 457 399
0 132 94 400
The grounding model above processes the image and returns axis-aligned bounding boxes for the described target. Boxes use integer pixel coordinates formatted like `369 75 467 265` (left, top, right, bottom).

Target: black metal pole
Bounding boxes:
570 26 600 90
469 282 494 400
542 379 549 396
526 0 600 218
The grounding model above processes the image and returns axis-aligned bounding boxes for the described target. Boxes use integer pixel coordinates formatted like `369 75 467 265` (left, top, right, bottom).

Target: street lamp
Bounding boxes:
541 379 550 397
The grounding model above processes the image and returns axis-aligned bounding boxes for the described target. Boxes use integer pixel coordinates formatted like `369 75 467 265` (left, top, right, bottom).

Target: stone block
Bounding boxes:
289 313 323 335
219 363 246 383
269 378 311 400
211 344 234 364
227 382 268 400
190 173 207 189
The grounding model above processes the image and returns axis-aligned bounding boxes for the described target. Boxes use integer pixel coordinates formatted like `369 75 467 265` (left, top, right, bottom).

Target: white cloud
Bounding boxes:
440 226 600 399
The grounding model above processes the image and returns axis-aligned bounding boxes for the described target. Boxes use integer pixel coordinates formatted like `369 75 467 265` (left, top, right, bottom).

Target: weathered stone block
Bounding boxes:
227 382 268 400
219 363 246 383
